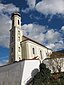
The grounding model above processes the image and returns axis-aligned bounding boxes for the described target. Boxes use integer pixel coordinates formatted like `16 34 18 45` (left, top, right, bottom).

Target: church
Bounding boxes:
0 11 52 85
9 11 52 63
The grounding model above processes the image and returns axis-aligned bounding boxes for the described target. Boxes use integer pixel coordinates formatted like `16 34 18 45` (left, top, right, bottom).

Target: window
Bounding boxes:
40 50 42 59
12 19 14 26
32 48 35 54
18 20 19 25
11 36 14 42
18 37 20 41
11 48 13 53
12 30 13 35
18 47 20 52
19 57 21 60
18 30 20 35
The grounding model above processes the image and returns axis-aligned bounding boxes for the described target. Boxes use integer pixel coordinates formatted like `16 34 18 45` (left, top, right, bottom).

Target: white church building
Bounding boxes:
9 11 52 63
0 12 52 85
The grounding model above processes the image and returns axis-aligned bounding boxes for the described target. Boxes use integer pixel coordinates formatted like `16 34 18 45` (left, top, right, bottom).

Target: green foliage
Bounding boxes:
32 63 51 85
50 74 64 85
32 63 64 85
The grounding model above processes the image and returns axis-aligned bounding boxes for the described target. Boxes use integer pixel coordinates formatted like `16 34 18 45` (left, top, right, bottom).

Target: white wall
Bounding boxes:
0 60 40 85
21 60 40 85
24 40 52 60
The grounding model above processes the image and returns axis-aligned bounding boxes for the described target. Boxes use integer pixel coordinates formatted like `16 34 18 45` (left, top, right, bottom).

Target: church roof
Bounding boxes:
21 35 52 50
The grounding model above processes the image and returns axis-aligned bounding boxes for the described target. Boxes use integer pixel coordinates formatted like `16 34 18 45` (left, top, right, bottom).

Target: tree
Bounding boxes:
32 63 51 85
43 58 64 73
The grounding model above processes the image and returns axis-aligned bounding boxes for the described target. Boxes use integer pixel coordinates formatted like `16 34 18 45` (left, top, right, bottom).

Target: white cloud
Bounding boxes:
61 26 64 31
0 14 11 47
45 29 64 51
21 8 30 13
45 29 61 43
27 0 36 9
55 42 64 50
22 0 36 13
0 2 19 48
0 3 19 14
22 23 46 43
35 0 64 15
25 0 64 17
47 42 64 51
46 44 55 49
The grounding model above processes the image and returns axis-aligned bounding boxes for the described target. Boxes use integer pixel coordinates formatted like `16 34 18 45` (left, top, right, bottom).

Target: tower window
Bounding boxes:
40 50 42 59
11 36 14 42
32 48 35 54
19 57 21 60
18 47 20 52
18 37 20 41
18 31 20 35
18 20 19 25
12 19 14 26
11 47 13 53
12 30 13 35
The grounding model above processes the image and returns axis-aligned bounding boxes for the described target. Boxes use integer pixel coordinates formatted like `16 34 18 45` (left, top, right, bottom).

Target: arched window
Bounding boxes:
11 36 14 42
18 47 20 52
18 30 20 35
11 47 13 53
18 37 20 41
40 50 42 59
12 19 14 26
32 48 35 54
18 20 19 25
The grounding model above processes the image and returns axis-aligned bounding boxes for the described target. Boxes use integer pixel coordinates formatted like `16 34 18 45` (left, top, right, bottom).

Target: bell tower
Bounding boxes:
9 11 23 63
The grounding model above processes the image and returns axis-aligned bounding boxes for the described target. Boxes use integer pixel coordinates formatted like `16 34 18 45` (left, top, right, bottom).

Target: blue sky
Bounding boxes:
0 0 64 65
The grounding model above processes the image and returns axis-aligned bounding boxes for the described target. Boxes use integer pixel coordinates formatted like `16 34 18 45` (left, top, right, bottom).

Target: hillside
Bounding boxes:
50 50 64 58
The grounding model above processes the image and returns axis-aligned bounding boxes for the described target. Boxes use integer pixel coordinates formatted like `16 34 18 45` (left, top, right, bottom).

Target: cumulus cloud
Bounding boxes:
36 0 64 15
27 0 36 9
45 29 64 51
46 44 55 49
22 23 46 43
0 2 19 48
25 0 64 21
26 0 64 15
61 26 64 32
45 29 61 43
47 42 64 51
0 3 19 14
22 0 36 13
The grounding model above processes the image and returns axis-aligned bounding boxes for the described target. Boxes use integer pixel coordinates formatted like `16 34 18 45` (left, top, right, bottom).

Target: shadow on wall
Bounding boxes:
26 68 39 85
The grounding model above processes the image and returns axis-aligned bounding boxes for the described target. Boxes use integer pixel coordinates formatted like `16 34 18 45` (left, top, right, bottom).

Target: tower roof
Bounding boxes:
11 11 21 19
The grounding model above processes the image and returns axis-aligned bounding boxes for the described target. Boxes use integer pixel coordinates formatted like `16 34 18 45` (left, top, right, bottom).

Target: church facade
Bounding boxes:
9 12 52 63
